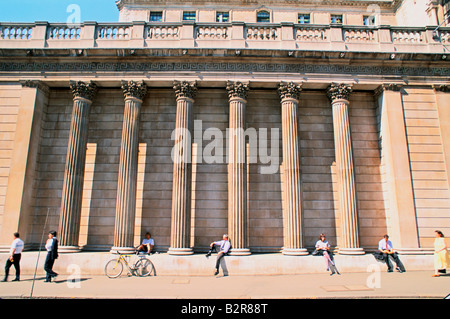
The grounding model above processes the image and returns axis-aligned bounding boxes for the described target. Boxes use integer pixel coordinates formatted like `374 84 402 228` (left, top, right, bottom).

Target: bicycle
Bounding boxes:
105 250 156 279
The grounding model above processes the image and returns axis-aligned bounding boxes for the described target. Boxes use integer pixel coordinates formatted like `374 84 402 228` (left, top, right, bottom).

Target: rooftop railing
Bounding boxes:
0 21 448 54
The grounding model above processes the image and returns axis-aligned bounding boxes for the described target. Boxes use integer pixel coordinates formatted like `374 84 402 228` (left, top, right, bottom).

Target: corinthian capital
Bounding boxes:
121 80 147 101
173 80 197 100
278 82 302 101
432 84 450 93
326 83 353 102
226 81 249 100
70 80 97 101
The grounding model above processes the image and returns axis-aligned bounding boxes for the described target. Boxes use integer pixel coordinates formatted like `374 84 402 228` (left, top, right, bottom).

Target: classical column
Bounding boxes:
327 83 364 255
58 81 97 252
278 82 308 256
226 81 251 256
112 80 147 252
168 80 197 255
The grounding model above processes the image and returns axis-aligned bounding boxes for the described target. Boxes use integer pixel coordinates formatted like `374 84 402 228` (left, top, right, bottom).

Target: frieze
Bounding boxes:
1 61 449 77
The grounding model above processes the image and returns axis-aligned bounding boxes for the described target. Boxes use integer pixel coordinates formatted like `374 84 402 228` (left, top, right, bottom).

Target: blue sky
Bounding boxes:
0 0 119 22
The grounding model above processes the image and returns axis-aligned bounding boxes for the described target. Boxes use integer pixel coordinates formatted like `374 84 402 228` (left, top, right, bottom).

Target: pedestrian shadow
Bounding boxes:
27 276 92 284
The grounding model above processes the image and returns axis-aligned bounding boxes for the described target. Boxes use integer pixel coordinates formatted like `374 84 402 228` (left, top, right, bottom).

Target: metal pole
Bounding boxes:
30 208 50 299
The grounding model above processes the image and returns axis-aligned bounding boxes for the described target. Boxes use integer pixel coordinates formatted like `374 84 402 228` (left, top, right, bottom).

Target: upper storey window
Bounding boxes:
330 14 343 24
363 15 375 26
183 11 196 21
149 11 163 22
257 10 270 23
216 12 230 23
298 14 311 24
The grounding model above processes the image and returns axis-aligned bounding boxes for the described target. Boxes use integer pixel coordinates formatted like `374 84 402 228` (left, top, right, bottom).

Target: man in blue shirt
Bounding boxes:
206 234 231 276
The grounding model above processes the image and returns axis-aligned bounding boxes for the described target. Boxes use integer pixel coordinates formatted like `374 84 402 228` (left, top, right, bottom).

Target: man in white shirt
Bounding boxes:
2 232 24 282
205 234 231 276
378 234 406 273
44 230 59 282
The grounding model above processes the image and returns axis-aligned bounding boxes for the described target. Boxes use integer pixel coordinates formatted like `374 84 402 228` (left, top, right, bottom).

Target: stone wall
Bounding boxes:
21 86 394 252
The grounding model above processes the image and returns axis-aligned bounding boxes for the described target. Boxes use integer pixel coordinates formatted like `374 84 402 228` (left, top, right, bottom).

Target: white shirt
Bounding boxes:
142 238 154 246
315 240 330 250
378 239 393 251
214 240 231 253
45 238 55 251
10 238 24 254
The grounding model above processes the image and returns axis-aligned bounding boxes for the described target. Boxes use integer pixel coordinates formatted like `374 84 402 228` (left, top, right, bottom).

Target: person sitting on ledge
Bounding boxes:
377 234 406 273
206 234 231 276
137 232 154 255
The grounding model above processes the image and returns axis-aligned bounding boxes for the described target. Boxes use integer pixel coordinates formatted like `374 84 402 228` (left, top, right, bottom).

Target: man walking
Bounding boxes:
2 232 24 282
378 234 406 273
44 230 59 282
206 234 231 276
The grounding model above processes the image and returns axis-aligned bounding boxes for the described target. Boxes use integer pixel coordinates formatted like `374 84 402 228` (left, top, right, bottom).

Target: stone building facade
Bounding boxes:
0 0 449 257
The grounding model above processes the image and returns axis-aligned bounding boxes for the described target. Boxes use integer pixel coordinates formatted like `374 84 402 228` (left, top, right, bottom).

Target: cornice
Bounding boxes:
116 0 401 10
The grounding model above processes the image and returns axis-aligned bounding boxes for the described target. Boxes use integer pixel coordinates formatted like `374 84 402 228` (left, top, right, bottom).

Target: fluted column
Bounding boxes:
58 81 97 252
112 80 147 252
226 81 251 256
327 83 364 255
169 81 197 255
278 82 308 256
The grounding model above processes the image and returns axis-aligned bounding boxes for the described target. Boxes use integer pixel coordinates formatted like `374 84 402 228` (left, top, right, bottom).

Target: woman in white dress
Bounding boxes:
433 230 448 277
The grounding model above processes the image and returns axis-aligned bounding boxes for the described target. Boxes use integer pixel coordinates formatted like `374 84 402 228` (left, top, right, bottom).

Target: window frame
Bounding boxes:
330 14 343 24
149 11 163 22
182 11 197 22
216 11 230 23
256 10 271 23
298 13 311 24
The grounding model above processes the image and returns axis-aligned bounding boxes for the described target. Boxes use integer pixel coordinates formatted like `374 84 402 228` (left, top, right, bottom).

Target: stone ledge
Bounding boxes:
0 252 436 277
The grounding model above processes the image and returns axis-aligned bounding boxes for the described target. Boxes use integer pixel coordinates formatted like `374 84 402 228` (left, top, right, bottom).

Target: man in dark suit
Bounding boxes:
44 230 59 282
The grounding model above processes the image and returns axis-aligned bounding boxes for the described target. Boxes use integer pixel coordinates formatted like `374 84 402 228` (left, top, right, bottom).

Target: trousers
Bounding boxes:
207 245 227 270
4 253 21 280
382 252 405 272
44 252 57 282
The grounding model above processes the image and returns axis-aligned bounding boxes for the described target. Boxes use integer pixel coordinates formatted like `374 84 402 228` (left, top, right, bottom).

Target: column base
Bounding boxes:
58 245 82 253
338 247 365 255
282 248 309 256
168 247 194 255
228 248 251 256
110 246 136 254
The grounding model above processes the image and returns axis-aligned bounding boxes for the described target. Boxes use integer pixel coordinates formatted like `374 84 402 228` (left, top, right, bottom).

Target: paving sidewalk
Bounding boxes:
0 270 448 299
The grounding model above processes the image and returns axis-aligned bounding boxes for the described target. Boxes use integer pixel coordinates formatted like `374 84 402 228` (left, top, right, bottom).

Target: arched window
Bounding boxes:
256 10 270 23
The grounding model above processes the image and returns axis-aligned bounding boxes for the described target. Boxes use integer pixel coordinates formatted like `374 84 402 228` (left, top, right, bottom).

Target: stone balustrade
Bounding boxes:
0 21 448 53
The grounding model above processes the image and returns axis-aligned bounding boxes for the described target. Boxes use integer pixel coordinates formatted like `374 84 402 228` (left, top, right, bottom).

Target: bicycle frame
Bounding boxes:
105 250 155 278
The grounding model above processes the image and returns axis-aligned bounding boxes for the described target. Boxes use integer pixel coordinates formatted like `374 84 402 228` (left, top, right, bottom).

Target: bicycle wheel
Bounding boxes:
134 258 155 277
105 258 124 278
